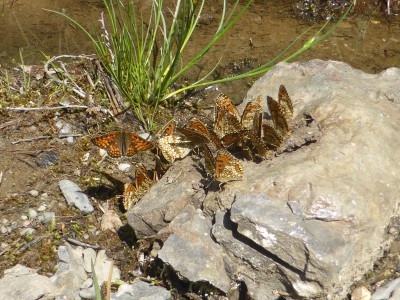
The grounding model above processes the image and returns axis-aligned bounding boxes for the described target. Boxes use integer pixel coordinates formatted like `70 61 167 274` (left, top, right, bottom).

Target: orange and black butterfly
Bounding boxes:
123 164 155 210
262 123 282 147
92 131 153 158
178 118 223 149
278 85 293 120
241 95 262 131
215 149 244 182
214 106 244 139
267 96 289 138
214 93 240 123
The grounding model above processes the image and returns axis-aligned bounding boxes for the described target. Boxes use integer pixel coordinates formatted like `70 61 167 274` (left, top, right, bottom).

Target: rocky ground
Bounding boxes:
1 58 400 299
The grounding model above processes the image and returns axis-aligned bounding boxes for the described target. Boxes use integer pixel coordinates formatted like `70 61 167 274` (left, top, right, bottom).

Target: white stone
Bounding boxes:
27 209 38 219
118 163 131 172
28 190 39 197
83 248 97 273
37 204 47 212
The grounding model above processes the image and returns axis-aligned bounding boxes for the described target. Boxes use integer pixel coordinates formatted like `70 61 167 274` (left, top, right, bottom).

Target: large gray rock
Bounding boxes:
127 60 400 299
158 205 231 293
127 158 205 238
0 264 58 299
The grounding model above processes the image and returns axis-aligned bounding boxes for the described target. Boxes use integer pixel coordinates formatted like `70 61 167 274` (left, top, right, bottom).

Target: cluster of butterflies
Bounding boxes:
91 85 294 210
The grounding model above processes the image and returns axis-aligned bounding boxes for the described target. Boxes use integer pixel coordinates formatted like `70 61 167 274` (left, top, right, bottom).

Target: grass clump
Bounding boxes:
50 0 353 132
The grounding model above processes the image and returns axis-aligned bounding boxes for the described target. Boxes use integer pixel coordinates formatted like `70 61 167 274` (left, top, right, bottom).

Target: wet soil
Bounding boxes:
1 0 400 299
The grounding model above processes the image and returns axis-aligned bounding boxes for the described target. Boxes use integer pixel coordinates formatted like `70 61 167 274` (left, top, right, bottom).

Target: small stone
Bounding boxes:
352 286 371 300
59 180 94 214
79 287 95 299
1 226 8 234
37 204 46 212
83 234 89 240
1 242 9 249
21 220 31 227
35 151 60 167
81 278 93 289
83 248 97 273
40 193 49 200
20 215 28 221
28 190 39 197
118 163 131 172
19 228 36 236
66 136 74 144
2 219 8 225
27 209 38 219
38 212 55 224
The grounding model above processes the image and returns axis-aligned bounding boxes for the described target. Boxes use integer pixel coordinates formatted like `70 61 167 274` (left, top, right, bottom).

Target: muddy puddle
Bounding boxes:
1 0 400 299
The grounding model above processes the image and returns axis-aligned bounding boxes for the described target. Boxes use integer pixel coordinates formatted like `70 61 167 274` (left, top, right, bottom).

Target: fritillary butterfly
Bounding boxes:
241 95 262 130
91 131 153 158
123 164 154 210
278 85 293 120
157 134 193 163
215 149 244 182
267 96 289 138
214 93 240 123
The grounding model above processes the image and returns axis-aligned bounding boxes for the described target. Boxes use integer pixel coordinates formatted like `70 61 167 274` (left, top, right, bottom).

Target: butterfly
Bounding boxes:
214 93 240 123
200 145 243 183
215 149 244 182
178 118 223 149
161 120 176 136
278 85 293 120
157 134 193 163
267 96 289 138
262 123 282 147
241 95 262 131
214 106 244 139
91 131 153 158
123 164 155 210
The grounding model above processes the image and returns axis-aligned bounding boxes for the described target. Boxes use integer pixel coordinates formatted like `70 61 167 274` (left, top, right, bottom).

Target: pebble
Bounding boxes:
40 193 49 200
37 204 47 212
371 277 400 300
38 212 55 224
20 215 28 221
118 163 131 172
21 220 31 227
35 151 60 167
28 190 39 197
9 222 18 232
80 278 93 289
59 180 94 214
1 242 9 249
352 286 371 300
2 219 8 225
27 209 38 219
19 228 36 236
82 248 97 273
1 226 8 234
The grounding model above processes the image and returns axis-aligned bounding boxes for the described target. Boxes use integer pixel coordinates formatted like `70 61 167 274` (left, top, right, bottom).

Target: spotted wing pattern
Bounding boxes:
91 131 153 158
157 134 193 163
262 123 282 147
214 107 243 139
214 93 240 123
241 96 262 130
267 96 289 138
278 85 293 120
215 149 244 182
123 164 154 210
179 118 223 149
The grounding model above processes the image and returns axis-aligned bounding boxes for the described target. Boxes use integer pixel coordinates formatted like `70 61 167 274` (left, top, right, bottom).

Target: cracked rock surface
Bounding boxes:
127 60 400 299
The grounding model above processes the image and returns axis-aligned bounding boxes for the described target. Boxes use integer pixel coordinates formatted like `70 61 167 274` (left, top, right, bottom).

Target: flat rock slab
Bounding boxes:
128 60 400 299
0 264 58 299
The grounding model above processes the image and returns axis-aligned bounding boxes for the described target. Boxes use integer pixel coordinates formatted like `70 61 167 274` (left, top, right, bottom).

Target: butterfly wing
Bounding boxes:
162 121 176 136
215 149 243 182
125 132 153 156
123 183 137 210
241 96 262 130
214 93 240 123
262 123 282 147
278 85 293 120
199 144 215 176
267 96 289 137
92 131 123 158
157 134 193 163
